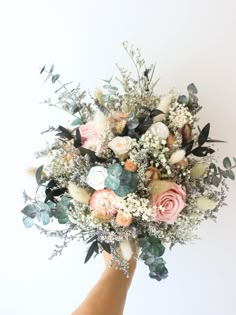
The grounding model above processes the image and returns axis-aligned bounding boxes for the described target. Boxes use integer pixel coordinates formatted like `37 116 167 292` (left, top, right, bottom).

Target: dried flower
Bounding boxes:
124 159 137 172
89 189 120 215
116 211 132 227
68 182 91 204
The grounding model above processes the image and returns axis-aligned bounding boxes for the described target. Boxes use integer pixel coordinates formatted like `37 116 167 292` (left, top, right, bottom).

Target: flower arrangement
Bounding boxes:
21 42 236 281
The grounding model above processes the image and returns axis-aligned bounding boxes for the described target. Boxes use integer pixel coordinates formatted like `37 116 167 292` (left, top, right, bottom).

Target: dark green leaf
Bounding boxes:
79 147 105 163
137 118 152 134
51 74 60 83
223 157 232 169
71 117 83 126
211 175 221 187
184 140 194 156
74 128 82 148
177 95 188 104
187 83 198 94
40 65 46 74
209 163 217 176
99 242 111 254
21 204 37 219
22 216 34 228
84 241 99 264
86 235 97 244
150 109 164 118
206 139 227 143
56 125 73 140
36 165 44 185
198 123 210 146
191 146 215 157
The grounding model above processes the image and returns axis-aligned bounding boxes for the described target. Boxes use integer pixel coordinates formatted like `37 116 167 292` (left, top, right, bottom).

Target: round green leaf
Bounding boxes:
22 216 33 228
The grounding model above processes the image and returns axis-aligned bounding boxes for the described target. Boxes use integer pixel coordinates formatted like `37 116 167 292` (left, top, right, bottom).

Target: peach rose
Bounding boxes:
108 136 132 157
150 181 186 224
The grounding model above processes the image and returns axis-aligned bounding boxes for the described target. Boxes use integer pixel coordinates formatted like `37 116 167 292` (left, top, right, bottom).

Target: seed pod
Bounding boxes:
181 123 192 143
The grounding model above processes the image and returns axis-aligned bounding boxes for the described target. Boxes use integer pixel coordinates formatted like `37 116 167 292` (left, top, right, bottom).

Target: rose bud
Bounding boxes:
181 123 192 143
145 166 161 182
124 159 137 172
167 133 176 149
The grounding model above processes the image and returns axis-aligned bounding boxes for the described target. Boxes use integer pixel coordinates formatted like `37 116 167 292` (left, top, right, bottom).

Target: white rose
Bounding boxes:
196 197 217 211
148 122 170 140
108 136 132 156
168 149 186 165
86 166 108 190
158 95 172 113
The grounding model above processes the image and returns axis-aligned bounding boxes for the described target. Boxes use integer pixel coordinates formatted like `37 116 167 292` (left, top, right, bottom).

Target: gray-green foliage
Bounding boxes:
139 235 168 281
21 196 71 228
104 163 138 197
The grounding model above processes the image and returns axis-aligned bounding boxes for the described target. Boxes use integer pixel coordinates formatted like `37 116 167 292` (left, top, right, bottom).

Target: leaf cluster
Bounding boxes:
104 163 138 197
139 235 168 281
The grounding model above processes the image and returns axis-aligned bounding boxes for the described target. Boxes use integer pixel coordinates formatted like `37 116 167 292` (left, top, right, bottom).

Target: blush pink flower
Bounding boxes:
150 182 186 224
79 121 101 152
90 189 119 216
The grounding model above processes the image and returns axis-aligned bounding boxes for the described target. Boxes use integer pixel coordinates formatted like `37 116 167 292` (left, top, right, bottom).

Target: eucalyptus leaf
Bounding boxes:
223 157 232 169
41 211 50 225
187 83 198 94
58 216 69 224
40 65 46 74
71 117 82 126
49 64 54 73
234 157 236 164
226 169 235 180
177 95 188 104
21 204 37 219
22 216 34 228
51 74 60 83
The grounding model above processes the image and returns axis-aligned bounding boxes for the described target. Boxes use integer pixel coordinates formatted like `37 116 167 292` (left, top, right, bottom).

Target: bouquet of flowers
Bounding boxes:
21 42 235 281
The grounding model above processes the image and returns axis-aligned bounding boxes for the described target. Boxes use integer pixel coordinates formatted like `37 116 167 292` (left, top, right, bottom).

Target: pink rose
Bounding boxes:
79 121 101 152
150 181 186 224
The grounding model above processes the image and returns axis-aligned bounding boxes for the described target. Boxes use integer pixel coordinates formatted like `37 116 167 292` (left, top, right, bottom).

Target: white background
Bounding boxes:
0 1 236 314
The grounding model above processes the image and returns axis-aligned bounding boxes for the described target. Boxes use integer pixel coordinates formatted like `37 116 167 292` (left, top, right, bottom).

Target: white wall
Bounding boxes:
0 1 236 314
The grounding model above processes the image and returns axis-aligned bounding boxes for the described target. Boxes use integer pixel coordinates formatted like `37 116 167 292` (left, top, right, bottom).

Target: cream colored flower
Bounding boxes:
191 163 208 179
196 197 217 210
169 149 186 165
108 136 132 157
68 182 91 204
148 122 170 140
